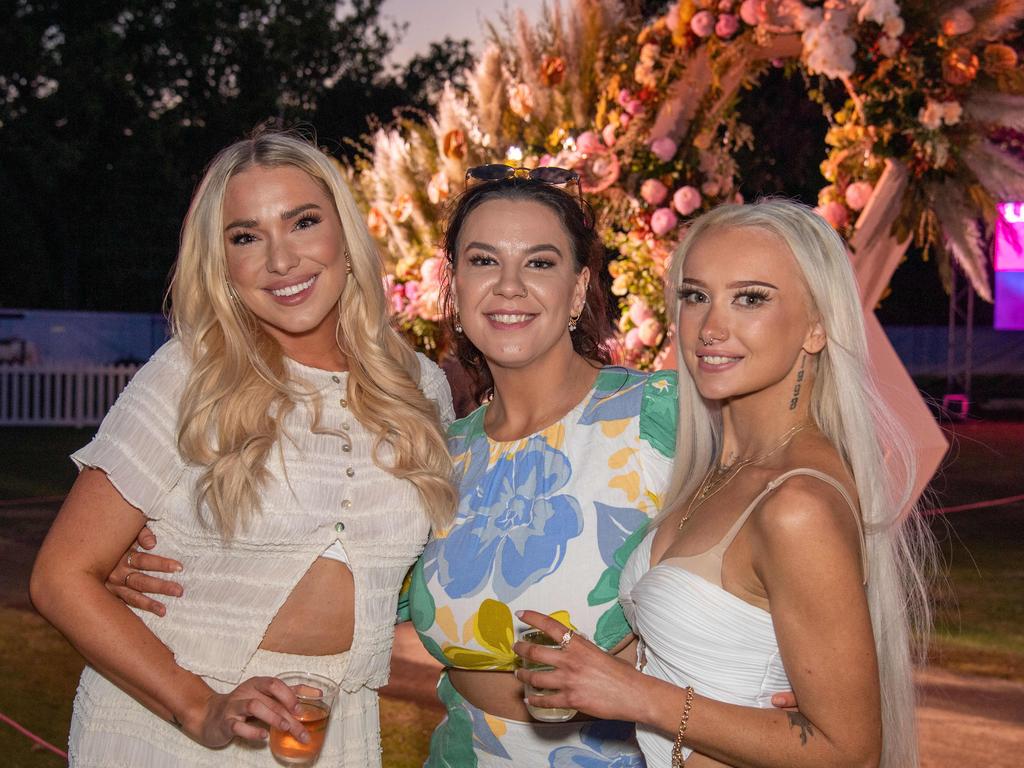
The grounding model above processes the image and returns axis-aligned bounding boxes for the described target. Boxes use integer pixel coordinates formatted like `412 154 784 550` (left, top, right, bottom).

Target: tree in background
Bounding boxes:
0 0 471 312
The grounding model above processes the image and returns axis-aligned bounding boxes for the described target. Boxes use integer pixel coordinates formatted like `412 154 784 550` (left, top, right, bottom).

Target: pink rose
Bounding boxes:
716 13 740 39
619 113 632 129
638 318 664 348
844 181 874 212
625 99 644 116
576 149 621 194
650 137 678 162
617 88 633 108
641 178 669 205
602 124 617 147
815 201 849 230
624 328 644 351
420 257 442 286
576 130 603 156
672 185 702 216
739 0 759 26
718 1 734 11
403 280 421 303
690 11 715 38
629 300 655 325
651 207 679 235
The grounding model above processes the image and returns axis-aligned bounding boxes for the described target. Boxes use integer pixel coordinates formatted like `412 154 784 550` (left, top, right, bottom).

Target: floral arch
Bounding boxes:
349 0 1024 368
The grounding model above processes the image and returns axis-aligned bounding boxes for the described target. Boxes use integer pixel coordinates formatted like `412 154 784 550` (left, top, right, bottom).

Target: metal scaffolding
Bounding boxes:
944 263 975 418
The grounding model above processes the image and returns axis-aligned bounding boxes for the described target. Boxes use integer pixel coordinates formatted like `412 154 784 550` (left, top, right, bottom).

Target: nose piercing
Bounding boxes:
700 334 720 346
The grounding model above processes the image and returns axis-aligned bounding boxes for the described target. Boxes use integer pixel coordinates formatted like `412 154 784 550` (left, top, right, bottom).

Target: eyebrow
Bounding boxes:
680 278 779 290
223 203 322 232
462 241 564 256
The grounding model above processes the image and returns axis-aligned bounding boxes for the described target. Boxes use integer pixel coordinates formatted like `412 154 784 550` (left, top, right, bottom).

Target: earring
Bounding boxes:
454 309 463 334
345 252 353 275
568 307 583 333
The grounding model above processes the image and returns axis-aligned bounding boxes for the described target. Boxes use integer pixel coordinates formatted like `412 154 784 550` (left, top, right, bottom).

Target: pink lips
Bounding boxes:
696 352 743 373
265 274 318 306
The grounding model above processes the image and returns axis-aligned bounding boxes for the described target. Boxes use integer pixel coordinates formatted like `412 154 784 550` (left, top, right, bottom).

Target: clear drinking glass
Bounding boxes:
269 671 339 765
518 628 578 722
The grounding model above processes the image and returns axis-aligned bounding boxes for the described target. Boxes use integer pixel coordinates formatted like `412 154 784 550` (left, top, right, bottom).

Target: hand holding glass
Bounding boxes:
269 672 338 765
518 628 578 722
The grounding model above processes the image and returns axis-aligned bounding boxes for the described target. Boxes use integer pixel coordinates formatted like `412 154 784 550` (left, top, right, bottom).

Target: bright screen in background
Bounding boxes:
994 202 1024 331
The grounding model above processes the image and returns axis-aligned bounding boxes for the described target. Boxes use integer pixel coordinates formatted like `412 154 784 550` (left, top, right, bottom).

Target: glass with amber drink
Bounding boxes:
518 628 578 722
269 671 338 765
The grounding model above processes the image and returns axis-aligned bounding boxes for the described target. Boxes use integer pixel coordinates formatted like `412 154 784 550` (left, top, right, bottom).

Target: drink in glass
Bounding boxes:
518 628 578 722
269 671 338 765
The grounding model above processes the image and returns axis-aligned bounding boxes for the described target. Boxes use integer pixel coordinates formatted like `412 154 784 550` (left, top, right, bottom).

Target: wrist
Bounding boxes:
170 674 216 740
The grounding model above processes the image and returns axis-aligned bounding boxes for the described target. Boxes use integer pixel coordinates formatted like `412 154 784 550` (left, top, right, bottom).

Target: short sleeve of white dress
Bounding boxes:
416 353 455 429
71 339 189 519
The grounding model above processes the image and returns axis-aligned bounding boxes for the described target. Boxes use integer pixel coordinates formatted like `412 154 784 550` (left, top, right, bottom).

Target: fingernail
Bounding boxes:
157 606 166 616
175 587 184 597
281 719 289 729
515 610 524 618
293 703 301 714
173 564 183 572
299 731 311 744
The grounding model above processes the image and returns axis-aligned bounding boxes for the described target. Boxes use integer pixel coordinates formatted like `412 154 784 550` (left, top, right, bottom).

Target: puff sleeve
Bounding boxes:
416 353 456 429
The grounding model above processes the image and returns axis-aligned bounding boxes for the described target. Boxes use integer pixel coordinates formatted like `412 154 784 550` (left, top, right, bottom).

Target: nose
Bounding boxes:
492 262 528 299
265 237 300 275
699 301 729 346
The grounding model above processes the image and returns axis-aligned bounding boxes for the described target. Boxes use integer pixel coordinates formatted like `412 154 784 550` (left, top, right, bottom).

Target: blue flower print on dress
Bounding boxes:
434 434 584 602
548 719 645 767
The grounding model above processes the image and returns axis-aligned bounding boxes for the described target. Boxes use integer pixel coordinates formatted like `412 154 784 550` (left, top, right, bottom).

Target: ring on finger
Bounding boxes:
126 550 136 569
559 630 575 649
124 571 134 588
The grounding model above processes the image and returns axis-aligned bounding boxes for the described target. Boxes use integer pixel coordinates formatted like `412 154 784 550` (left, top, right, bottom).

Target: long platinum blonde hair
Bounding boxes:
661 199 932 768
168 130 455 536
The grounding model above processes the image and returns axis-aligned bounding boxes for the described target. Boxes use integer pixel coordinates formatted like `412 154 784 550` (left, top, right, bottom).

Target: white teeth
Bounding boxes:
489 313 531 324
270 275 316 297
702 355 740 365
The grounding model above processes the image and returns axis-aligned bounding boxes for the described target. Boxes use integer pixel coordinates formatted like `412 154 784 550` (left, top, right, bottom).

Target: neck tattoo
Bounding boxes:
788 353 806 411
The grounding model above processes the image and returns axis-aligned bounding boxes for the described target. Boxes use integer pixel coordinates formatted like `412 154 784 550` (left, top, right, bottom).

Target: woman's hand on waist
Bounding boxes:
106 525 183 616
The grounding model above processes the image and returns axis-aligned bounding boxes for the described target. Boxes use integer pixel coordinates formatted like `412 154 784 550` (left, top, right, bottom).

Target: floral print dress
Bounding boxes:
404 367 678 767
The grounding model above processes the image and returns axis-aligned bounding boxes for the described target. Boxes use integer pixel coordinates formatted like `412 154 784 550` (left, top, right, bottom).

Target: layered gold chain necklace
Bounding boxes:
677 422 815 530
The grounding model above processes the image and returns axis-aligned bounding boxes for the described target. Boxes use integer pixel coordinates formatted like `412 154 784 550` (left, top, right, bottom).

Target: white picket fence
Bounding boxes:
0 364 139 427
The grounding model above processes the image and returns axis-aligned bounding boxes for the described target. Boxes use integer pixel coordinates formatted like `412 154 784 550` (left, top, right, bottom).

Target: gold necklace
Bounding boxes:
677 422 814 530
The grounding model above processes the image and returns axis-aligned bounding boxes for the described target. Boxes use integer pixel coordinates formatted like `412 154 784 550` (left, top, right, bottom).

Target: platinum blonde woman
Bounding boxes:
30 130 456 767
516 199 931 768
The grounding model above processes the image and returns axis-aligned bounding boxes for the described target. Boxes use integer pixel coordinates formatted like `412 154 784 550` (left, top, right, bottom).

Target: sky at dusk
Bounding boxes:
382 0 547 65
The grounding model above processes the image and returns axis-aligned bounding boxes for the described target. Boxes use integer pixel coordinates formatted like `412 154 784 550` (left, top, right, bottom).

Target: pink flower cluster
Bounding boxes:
678 3 743 41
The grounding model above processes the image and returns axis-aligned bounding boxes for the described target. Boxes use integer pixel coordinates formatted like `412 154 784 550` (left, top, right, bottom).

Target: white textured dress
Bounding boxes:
619 469 864 766
67 338 454 767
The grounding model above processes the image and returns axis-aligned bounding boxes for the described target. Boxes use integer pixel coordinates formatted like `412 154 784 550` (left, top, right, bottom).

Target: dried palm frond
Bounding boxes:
962 139 1024 201
967 0 1024 43
469 44 506 141
931 181 994 301
965 91 1024 131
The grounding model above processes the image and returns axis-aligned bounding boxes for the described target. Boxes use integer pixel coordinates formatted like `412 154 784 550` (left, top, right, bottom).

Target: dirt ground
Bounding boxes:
4 496 1023 765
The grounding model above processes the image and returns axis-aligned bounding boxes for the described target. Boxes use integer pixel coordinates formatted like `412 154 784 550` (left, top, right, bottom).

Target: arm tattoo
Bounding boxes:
788 354 806 410
786 711 816 746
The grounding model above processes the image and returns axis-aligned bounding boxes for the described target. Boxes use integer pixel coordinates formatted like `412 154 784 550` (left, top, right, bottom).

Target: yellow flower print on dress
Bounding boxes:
441 600 576 670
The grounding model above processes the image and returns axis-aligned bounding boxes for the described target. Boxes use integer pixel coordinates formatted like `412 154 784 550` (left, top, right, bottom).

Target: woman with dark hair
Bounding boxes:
402 166 679 765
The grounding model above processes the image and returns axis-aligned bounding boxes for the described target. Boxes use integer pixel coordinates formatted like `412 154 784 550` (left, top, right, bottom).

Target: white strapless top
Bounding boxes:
619 468 866 765
621 532 791 764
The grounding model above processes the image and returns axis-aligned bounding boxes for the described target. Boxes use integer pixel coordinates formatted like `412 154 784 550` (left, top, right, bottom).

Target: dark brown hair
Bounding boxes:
439 177 613 402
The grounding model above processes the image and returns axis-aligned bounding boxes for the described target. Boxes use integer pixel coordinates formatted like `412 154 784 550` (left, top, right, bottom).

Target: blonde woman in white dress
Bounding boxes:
516 199 931 768
30 130 456 767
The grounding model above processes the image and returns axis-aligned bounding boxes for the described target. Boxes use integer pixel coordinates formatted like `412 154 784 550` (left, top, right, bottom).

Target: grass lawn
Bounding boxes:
0 421 1021 764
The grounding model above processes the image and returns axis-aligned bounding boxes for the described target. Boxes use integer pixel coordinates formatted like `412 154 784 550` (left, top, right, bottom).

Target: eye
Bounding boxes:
677 286 708 304
467 253 498 266
229 230 257 246
294 214 321 230
527 257 555 269
734 289 771 307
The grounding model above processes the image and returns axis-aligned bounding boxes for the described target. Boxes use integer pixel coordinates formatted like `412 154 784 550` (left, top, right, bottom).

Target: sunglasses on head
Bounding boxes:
464 163 587 221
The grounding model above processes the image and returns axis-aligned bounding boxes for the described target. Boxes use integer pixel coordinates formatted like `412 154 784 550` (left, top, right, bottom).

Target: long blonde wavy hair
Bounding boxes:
167 130 455 536
661 200 932 768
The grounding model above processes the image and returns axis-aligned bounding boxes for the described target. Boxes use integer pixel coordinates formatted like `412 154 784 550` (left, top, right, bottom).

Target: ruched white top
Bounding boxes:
72 338 454 692
619 469 864 765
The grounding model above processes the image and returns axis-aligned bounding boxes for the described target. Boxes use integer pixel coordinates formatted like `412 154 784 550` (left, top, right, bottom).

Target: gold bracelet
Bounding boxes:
671 685 695 768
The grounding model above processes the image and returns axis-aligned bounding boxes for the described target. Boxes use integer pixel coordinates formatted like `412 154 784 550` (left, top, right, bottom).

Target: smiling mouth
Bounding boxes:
699 355 742 365
486 313 535 326
269 275 317 297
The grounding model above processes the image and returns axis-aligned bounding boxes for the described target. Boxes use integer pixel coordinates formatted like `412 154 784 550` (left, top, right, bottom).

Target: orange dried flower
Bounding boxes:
540 55 566 87
943 47 979 86
442 129 467 160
